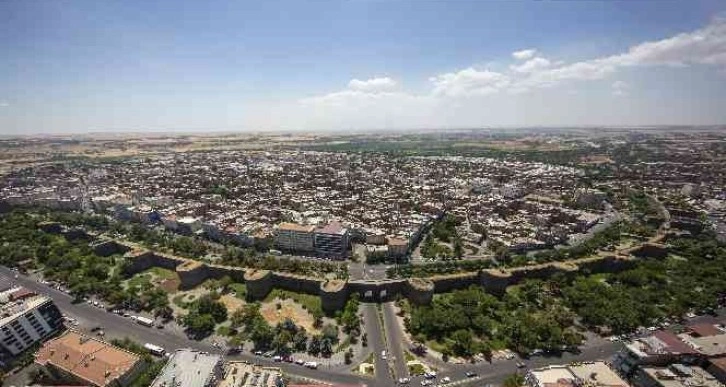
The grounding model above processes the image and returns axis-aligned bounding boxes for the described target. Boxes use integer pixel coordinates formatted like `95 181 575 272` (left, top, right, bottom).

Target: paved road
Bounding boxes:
361 303 395 386
0 267 369 386
381 302 409 380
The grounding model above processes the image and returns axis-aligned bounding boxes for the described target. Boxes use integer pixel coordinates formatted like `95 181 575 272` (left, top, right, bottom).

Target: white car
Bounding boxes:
441 376 451 383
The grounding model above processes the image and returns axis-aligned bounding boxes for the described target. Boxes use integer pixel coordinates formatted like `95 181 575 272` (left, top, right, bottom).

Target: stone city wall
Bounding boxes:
40 225 669 310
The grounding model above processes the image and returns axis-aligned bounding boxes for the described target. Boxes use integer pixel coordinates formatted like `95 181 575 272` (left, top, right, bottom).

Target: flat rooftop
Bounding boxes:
278 222 315 233
218 362 281 387
529 362 628 387
640 365 723 387
35 330 142 387
151 349 222 387
1 295 50 327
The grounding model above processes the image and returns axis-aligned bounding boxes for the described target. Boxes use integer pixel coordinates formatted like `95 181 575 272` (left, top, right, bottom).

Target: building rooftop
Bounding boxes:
278 222 315 233
151 349 222 387
35 330 142 387
688 324 724 338
569 362 629 387
1 295 51 327
529 362 628 387
218 362 281 387
640 365 723 387
686 333 726 357
315 221 347 235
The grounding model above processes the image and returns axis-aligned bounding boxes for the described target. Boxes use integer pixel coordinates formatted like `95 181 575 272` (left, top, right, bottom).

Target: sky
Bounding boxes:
1 0 726 134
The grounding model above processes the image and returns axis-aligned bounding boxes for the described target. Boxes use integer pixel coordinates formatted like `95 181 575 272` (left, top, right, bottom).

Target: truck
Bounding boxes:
143 343 165 356
135 316 154 327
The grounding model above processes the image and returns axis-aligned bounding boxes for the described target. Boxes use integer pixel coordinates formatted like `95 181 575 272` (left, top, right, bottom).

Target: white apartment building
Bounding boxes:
0 295 63 357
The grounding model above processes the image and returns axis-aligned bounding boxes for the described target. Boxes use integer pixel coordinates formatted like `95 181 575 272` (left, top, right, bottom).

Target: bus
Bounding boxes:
135 316 154 327
143 343 165 356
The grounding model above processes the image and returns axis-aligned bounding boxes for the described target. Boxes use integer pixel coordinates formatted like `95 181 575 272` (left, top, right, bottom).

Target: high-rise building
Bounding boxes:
0 294 63 357
314 221 349 259
274 223 315 253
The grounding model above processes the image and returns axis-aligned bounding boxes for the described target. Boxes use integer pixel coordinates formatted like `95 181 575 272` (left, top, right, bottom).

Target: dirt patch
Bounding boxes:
159 278 180 293
260 297 318 333
220 294 245 313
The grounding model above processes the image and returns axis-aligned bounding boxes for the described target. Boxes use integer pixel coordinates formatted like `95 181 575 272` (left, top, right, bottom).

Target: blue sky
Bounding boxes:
1 0 726 134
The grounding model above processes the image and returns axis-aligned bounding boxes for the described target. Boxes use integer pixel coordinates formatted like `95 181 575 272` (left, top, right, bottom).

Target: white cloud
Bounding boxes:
512 49 536 60
611 16 726 67
429 68 510 97
264 17 726 131
348 77 397 92
0 101 9 108
612 80 630 96
510 57 552 73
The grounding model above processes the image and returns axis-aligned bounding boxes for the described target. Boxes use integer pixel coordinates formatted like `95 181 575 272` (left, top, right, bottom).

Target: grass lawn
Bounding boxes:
150 267 178 280
229 283 247 299
126 273 152 289
264 289 323 317
408 363 426 375
426 340 448 354
404 350 415 362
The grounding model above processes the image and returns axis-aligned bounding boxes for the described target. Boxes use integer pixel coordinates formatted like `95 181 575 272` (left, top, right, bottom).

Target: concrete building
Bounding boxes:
35 330 146 387
526 361 629 387
0 294 63 357
218 362 283 387
151 349 223 387
314 221 349 259
634 364 723 387
274 223 315 253
613 331 701 376
387 237 408 258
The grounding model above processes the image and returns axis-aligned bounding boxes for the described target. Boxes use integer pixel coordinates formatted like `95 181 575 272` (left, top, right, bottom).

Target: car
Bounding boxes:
273 355 282 362
420 381 433 386
295 359 305 365
381 350 387 360
424 371 437 379
254 350 263 356
96 330 105 336
398 377 411 384
90 326 103 332
156 324 164 329
441 376 451 383
465 371 478 378
516 361 526 368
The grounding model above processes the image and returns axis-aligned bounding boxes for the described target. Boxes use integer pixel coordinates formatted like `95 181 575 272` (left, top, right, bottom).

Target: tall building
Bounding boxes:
0 294 63 358
274 223 315 253
314 221 349 259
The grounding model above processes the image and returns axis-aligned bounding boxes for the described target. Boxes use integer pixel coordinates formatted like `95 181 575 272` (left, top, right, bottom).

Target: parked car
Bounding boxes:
465 371 478 377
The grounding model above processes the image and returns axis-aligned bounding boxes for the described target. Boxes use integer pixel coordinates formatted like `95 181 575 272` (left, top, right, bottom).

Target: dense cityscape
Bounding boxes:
0 129 724 387
3 0 726 386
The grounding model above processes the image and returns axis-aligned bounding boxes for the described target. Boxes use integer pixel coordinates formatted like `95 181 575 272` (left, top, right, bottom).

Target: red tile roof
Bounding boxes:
689 323 723 337
654 330 698 354
35 331 142 387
